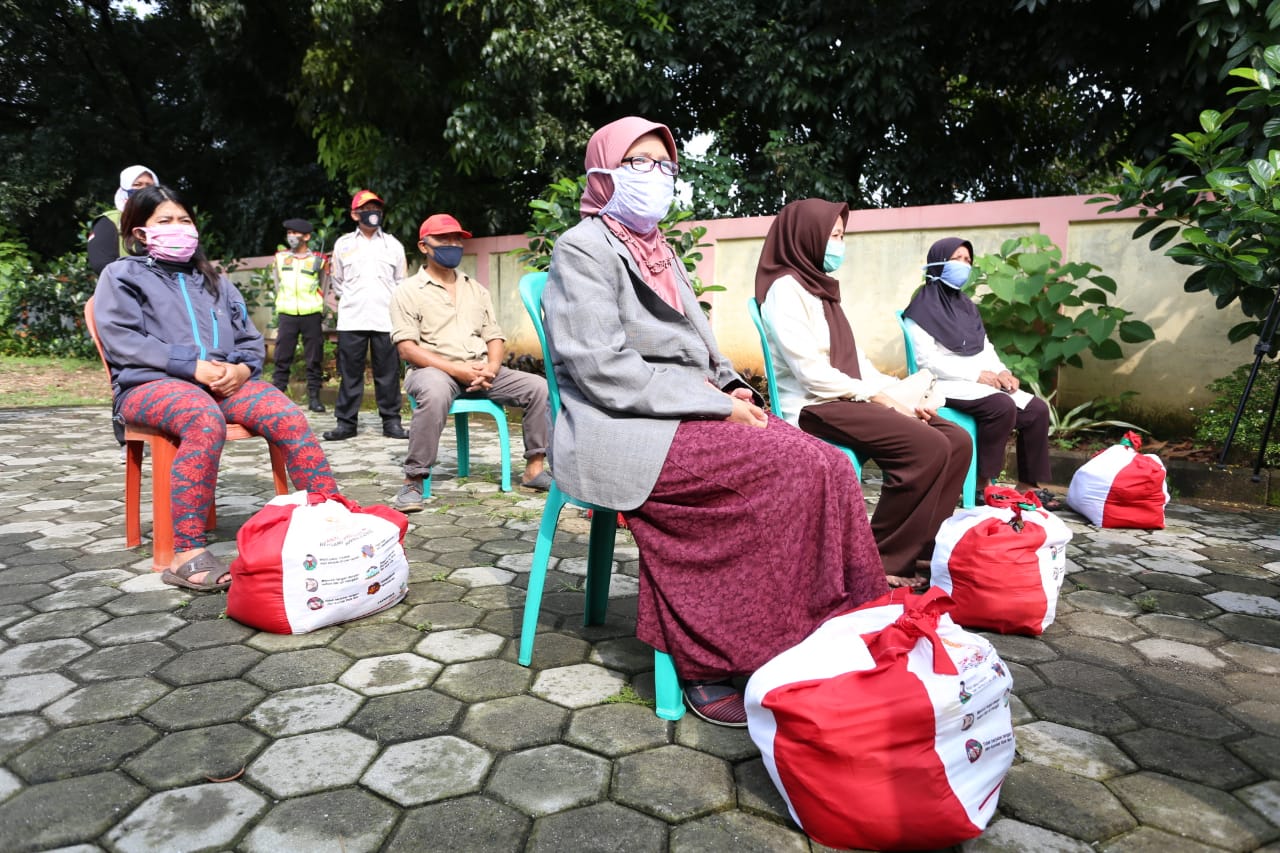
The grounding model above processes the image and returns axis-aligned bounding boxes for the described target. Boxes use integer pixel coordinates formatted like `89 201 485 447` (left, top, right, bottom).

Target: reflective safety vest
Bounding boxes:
273 250 325 315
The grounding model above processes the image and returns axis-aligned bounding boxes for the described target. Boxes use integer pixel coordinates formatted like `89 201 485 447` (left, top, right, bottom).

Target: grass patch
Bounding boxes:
602 684 655 709
0 357 111 408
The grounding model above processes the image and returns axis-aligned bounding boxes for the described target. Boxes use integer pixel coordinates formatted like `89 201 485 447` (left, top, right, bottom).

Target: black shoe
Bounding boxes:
308 395 326 413
323 426 357 441
383 423 409 439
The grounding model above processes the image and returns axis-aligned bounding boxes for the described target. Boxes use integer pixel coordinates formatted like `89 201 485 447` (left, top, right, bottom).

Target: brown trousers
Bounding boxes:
943 393 1052 484
799 400 972 577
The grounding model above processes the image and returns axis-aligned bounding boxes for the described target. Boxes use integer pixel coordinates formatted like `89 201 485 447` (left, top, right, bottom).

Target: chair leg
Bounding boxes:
494 413 512 492
455 413 470 478
267 442 290 495
148 435 179 572
518 485 569 666
652 650 686 721
421 472 432 500
583 508 618 626
125 441 144 548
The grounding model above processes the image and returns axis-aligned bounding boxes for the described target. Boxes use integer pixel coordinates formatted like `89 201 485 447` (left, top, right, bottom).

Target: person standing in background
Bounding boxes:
323 190 408 441
271 218 328 413
88 165 159 275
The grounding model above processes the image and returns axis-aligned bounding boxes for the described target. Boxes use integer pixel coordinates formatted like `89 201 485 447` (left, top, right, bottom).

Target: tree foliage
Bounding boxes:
0 0 1270 265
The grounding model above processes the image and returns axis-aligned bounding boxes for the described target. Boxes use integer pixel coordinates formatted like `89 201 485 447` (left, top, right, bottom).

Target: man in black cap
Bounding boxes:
271 218 328 412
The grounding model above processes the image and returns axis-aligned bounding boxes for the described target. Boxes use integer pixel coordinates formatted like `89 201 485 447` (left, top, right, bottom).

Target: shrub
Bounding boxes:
1193 360 1280 468
0 236 97 360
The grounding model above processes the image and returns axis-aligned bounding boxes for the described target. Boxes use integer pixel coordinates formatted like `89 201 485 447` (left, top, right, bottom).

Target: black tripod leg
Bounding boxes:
1251 361 1280 481
1221 282 1280 465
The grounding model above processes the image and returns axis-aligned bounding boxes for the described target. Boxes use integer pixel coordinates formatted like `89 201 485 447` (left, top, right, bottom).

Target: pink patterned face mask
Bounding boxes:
142 223 200 263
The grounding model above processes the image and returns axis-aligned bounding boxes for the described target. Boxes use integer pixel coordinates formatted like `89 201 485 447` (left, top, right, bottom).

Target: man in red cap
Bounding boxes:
324 190 408 440
388 213 551 511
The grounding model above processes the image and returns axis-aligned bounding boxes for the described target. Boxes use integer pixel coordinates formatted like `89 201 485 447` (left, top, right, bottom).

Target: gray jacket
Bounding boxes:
544 217 752 509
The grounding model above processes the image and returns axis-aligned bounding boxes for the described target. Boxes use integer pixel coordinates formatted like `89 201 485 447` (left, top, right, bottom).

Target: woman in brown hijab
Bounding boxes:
544 120 886 726
756 198 971 585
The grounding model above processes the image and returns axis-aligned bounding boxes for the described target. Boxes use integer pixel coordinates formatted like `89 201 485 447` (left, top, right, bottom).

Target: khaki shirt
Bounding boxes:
389 267 504 363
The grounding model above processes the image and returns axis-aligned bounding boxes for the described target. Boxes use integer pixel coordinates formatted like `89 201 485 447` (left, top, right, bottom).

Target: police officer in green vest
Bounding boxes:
272 218 328 412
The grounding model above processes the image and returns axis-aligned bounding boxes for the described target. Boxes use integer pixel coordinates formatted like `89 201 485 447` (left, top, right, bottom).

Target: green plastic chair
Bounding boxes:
516 271 685 722
896 310 981 508
746 296 867 476
406 389 512 498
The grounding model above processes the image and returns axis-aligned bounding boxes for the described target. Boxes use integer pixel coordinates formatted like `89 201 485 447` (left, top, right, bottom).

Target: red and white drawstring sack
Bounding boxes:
1066 431 1169 529
930 485 1073 636
745 588 1015 852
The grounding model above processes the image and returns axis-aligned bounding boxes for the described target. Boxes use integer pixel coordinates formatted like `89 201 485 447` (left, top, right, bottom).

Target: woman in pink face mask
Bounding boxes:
92 185 338 593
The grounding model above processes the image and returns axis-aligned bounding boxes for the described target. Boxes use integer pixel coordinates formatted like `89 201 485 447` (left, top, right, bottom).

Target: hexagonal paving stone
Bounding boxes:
417 627 508 663
1035 661 1139 699
141 680 266 731
123 722 266 789
101 589 189 616
346 689 463 743
105 782 267 853
242 788 399 853
526 802 666 853
246 729 378 798
674 713 760 762
1132 638 1225 670
459 695 569 752
83 612 187 645
386 795 530 853
0 714 50 764
1133 614 1225 646
1110 771 1280 851
361 735 493 806
1114 728 1259 788
68 641 178 681
338 651 442 695
434 658 534 703
613 744 733 822
976 818 1095 852
246 683 364 736
1020 688 1138 735
670 810 809 852
564 703 670 758
529 662 625 709
0 672 76 713
4 608 109 643
998 764 1137 842
244 624 343 652
1121 694 1244 740
1014 721 1137 779
0 637 91 676
156 644 266 686
329 622 426 657
487 744 610 817
0 771 147 853
244 647 353 690
402 601 485 631
11 719 159 783
42 677 171 726
450 565 516 587
166 618 255 650
1219 640 1280 674
734 758 791 824
30 585 121 612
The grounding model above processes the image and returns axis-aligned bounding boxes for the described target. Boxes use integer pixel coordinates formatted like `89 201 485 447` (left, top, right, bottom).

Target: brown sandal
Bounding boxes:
161 551 232 592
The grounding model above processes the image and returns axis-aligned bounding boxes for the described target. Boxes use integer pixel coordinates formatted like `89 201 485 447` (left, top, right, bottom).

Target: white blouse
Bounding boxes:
903 316 1034 408
760 275 898 425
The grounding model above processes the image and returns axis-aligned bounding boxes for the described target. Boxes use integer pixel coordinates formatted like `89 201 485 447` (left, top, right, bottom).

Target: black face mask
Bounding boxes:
358 209 383 228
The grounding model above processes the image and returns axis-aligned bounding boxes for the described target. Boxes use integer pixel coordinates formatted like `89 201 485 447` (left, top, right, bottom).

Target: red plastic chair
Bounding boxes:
84 297 289 571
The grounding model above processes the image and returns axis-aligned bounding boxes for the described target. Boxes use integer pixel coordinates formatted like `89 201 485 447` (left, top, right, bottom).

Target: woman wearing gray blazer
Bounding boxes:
544 117 887 726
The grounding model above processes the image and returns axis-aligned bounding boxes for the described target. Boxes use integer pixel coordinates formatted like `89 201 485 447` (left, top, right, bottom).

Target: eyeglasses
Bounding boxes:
621 156 679 177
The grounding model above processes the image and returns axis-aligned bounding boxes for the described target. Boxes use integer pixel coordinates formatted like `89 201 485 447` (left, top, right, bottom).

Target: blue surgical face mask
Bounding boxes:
823 239 845 273
430 244 464 269
589 165 674 234
925 260 972 289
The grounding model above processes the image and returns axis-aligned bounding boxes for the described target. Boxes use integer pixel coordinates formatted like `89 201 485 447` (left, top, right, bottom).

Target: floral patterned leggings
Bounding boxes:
117 378 338 552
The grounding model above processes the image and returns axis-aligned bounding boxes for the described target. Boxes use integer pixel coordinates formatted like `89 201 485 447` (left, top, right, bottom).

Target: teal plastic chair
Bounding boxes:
896 310 981 508
746 297 867 477
516 271 684 722
406 390 512 498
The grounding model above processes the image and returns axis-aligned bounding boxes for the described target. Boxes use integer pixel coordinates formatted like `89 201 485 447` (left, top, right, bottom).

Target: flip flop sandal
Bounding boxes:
162 550 232 592
1033 489 1066 512
520 471 553 492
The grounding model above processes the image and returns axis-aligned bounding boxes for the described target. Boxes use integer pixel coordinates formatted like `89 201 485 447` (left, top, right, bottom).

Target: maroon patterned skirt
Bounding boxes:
624 415 887 681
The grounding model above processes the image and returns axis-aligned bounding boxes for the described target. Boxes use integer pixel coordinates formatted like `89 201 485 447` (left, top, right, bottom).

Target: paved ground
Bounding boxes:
0 406 1279 852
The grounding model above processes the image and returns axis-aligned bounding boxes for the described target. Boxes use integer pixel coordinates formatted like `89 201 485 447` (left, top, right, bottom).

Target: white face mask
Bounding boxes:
589 166 674 233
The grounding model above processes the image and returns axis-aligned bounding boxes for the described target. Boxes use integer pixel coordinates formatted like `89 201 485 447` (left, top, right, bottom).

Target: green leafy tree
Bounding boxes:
1098 43 1280 350
969 234 1155 391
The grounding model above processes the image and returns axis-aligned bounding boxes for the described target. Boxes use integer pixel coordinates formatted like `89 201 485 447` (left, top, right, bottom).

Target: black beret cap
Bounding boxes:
282 218 314 233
